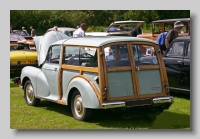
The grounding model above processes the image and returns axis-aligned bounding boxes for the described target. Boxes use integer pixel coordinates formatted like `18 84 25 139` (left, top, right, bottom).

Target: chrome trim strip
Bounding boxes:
153 96 174 104
169 87 190 92
102 102 125 109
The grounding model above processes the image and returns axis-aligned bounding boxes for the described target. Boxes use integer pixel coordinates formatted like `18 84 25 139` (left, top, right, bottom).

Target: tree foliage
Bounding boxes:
10 10 190 35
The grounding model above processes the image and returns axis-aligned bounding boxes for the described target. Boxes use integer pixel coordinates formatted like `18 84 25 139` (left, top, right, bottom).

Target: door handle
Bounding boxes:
177 61 182 63
54 68 58 72
136 67 140 71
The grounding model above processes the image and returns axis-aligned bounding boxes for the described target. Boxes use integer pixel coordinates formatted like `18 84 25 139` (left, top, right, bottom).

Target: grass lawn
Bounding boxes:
10 72 190 129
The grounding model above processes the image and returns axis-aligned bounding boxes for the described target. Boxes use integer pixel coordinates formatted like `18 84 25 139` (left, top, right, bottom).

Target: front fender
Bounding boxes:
21 66 41 93
66 77 100 109
21 66 50 97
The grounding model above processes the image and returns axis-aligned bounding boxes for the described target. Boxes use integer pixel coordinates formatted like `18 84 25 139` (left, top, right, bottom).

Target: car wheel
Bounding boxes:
71 90 92 121
24 80 40 106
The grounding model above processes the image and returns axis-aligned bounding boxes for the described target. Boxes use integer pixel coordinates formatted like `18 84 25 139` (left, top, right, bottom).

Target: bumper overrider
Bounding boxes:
102 96 174 109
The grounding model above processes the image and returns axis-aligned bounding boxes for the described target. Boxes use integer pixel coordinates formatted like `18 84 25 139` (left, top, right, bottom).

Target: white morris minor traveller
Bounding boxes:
13 32 174 121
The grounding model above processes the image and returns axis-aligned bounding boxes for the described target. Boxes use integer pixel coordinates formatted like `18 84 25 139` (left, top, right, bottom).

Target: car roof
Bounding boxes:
47 27 76 32
113 20 145 24
152 18 190 23
52 36 157 47
174 35 190 40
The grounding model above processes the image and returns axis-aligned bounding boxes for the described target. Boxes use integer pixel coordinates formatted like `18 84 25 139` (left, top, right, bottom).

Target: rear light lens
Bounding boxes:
103 92 107 100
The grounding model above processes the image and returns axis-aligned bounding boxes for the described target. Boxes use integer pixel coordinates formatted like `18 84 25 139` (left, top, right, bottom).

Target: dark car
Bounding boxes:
163 36 190 93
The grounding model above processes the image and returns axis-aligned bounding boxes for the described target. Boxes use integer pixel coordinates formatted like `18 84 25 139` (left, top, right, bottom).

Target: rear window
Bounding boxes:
104 44 130 67
132 44 159 66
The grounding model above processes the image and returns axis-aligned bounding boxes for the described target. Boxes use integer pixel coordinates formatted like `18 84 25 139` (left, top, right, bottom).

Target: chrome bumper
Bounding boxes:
102 102 125 109
152 96 174 104
102 96 173 109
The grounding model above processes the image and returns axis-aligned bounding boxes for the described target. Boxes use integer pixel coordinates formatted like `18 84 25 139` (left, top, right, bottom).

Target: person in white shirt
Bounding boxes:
73 23 87 37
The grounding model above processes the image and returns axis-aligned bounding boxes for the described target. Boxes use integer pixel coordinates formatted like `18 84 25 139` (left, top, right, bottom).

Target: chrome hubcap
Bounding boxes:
74 95 84 118
26 84 34 103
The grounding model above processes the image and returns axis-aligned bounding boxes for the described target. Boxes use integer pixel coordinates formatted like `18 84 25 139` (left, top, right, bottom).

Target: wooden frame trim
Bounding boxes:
97 48 105 106
58 45 65 100
109 96 137 101
137 65 160 70
107 66 131 72
139 93 166 98
127 42 140 98
56 99 66 105
61 65 98 73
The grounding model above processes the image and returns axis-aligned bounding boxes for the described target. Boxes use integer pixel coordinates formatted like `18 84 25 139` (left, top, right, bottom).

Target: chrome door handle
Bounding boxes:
136 67 140 71
177 61 182 63
54 68 58 72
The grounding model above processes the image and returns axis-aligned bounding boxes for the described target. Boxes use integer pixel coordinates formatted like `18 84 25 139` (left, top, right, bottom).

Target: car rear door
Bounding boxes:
131 43 167 98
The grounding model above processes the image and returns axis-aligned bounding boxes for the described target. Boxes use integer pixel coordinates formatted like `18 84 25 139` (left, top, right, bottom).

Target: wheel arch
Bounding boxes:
66 77 100 109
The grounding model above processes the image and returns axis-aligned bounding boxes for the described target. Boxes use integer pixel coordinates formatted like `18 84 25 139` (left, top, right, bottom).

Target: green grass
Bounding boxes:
10 72 190 129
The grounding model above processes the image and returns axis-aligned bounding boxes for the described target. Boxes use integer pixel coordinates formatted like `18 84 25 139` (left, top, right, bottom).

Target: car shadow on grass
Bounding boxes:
90 109 190 129
37 101 190 129
170 91 190 100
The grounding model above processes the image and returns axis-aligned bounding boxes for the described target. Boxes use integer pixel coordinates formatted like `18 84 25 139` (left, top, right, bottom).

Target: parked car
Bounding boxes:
10 33 35 49
86 20 145 36
163 36 190 93
13 35 174 121
140 36 190 93
137 18 190 41
46 27 76 37
10 43 38 70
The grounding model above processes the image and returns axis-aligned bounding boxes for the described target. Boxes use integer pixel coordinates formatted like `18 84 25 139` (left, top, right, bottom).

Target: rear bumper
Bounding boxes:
102 96 174 109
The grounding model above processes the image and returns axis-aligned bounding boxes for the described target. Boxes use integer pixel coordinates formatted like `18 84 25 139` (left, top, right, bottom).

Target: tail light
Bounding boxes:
103 87 108 101
163 83 169 95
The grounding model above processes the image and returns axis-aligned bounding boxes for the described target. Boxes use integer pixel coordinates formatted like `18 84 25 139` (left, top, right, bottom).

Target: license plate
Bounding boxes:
20 60 37 64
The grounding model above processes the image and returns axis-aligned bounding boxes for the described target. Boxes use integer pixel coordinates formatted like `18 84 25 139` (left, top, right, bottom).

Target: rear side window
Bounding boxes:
64 46 98 67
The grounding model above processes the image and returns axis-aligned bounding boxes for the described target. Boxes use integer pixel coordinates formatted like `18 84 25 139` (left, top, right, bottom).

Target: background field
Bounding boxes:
10 72 190 129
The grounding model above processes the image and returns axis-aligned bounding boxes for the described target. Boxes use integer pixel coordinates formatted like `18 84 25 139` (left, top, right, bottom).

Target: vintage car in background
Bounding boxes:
46 27 76 37
10 43 38 70
86 20 144 36
140 36 190 93
137 18 190 41
10 33 35 50
163 36 190 93
13 33 174 121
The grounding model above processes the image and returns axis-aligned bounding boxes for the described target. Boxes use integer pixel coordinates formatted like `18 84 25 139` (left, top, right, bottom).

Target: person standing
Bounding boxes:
53 26 58 31
73 23 87 37
130 22 143 37
10 25 14 33
21 26 29 36
30 26 36 37
165 21 185 49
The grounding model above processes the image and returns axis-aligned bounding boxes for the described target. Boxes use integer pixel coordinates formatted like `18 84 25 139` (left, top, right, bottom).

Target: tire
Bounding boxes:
24 80 40 106
71 90 92 121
